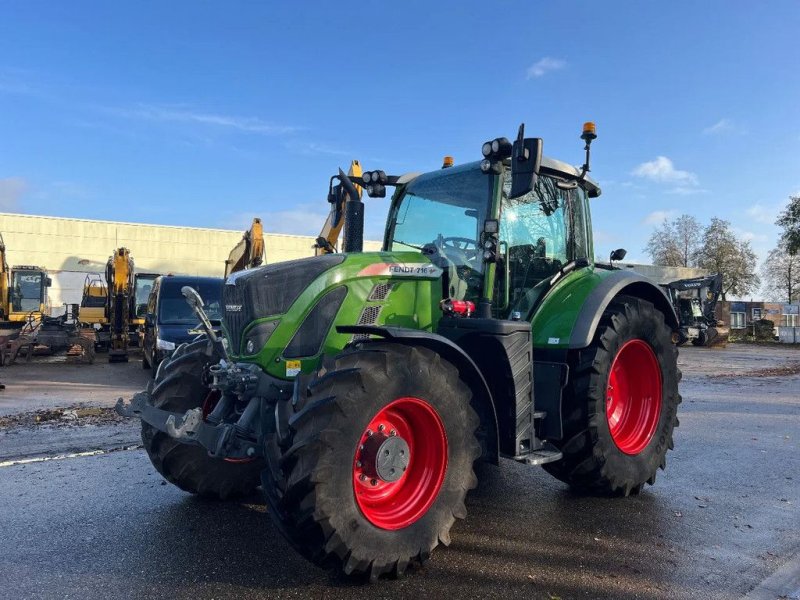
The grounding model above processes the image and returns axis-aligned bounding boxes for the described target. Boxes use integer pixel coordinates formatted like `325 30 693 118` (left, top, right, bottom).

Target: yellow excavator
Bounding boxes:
0 232 51 330
1 233 93 365
106 247 135 362
314 160 363 255
80 258 158 356
225 217 266 276
78 248 134 362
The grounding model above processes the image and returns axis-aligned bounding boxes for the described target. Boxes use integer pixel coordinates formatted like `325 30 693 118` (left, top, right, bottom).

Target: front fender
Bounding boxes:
338 325 500 463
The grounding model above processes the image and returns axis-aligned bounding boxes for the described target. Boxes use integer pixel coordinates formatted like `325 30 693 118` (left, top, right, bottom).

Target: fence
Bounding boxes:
778 327 800 344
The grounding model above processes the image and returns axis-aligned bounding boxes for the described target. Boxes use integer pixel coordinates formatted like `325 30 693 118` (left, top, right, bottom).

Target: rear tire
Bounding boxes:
543 295 681 496
262 343 481 580
141 339 263 499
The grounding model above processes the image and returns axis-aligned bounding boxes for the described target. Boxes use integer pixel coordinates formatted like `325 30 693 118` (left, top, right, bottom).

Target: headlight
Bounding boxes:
156 338 176 351
242 320 280 355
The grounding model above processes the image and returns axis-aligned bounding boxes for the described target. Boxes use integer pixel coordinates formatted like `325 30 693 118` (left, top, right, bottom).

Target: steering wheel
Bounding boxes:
441 236 477 253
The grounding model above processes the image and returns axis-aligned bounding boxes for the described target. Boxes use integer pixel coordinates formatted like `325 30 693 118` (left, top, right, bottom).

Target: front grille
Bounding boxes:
368 283 393 301
223 282 248 353
357 305 382 325
351 305 382 342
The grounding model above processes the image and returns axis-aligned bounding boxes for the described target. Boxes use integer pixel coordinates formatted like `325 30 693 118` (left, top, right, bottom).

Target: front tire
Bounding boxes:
262 343 481 580
543 295 681 496
141 339 263 499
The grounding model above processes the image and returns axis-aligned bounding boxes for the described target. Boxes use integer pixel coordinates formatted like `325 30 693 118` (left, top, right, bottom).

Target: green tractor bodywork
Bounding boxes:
121 124 681 580
218 154 676 458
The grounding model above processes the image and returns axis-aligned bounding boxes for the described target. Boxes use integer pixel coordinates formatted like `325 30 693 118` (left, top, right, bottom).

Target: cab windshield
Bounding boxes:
134 275 158 317
11 270 43 313
388 163 493 300
158 279 223 325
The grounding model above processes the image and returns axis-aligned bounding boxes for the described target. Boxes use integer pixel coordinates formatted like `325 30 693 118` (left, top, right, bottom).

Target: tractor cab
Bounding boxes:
385 155 601 321
9 265 50 320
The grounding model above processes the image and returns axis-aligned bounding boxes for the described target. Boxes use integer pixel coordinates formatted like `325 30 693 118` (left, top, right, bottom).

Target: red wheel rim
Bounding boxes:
353 397 447 530
605 339 662 455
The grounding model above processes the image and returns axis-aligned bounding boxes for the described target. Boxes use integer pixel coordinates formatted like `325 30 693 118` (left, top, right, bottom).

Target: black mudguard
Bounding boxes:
569 270 679 349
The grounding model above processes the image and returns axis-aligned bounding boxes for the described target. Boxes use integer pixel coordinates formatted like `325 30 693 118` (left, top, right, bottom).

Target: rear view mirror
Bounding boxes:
610 248 627 262
44 276 53 287
509 136 543 199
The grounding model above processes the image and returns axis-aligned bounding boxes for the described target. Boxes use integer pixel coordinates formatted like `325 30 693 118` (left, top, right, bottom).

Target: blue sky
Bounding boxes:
1 1 798 267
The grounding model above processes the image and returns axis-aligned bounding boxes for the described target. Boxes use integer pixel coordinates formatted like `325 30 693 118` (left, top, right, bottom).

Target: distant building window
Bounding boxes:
752 308 762 320
731 312 746 329
785 314 799 327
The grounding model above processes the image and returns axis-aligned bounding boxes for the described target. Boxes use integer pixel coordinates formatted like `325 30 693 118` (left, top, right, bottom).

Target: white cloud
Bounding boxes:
284 140 351 158
631 156 699 186
226 204 331 238
0 177 27 211
666 186 709 196
106 103 300 135
703 118 736 135
642 210 676 225
745 203 778 224
526 57 566 79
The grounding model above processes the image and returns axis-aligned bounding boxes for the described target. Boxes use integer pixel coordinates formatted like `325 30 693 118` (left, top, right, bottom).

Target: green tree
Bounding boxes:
776 195 800 255
696 218 760 300
644 214 702 267
761 246 799 303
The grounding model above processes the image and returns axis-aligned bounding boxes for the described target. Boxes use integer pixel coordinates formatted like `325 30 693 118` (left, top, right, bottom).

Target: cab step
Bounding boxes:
513 441 563 466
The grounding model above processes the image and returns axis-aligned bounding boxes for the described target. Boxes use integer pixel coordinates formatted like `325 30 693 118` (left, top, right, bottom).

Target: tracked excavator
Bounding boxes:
105 248 135 362
0 232 51 331
224 218 266 277
1 233 93 364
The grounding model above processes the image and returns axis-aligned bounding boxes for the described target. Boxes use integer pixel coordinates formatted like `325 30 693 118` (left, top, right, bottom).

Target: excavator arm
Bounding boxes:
225 218 265 277
314 160 362 255
106 248 134 362
0 233 8 321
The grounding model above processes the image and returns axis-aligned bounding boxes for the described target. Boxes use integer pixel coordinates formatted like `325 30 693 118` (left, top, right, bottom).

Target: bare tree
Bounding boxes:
695 218 760 299
761 246 799 303
776 195 800 256
644 214 702 267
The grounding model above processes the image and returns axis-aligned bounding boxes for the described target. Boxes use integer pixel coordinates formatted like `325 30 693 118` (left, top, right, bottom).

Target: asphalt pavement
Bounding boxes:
0 345 798 599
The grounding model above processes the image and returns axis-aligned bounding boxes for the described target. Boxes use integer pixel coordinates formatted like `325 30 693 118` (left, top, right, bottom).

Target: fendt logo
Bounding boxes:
225 304 243 312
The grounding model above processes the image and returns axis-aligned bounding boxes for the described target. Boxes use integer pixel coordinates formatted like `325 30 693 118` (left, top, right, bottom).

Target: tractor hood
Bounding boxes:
222 252 443 376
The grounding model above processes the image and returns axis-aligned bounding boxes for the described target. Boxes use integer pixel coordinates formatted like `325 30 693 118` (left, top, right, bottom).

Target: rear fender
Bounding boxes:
338 325 499 463
568 271 679 348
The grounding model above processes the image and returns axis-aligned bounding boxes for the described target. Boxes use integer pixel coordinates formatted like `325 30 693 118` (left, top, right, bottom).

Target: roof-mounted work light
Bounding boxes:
360 170 388 198
480 137 512 174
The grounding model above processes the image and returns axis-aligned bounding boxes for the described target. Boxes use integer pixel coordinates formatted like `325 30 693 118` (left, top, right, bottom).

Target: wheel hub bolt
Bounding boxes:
378 424 385 432
390 429 396 436
359 474 366 481
356 461 362 468
366 429 373 437
370 479 378 486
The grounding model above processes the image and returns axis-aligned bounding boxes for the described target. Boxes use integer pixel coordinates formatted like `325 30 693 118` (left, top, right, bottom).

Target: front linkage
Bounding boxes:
116 360 289 460
116 285 292 461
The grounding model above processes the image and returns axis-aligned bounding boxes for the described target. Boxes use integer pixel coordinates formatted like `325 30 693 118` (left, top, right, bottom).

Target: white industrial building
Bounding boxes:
2 211 706 316
1 212 380 313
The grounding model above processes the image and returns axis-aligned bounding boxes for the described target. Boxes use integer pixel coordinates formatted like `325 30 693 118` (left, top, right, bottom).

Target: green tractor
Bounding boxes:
118 122 681 580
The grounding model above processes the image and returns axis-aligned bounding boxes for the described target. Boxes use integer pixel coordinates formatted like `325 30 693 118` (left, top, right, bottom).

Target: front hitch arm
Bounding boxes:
115 393 262 460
